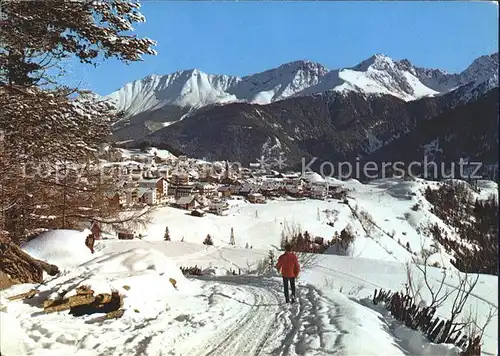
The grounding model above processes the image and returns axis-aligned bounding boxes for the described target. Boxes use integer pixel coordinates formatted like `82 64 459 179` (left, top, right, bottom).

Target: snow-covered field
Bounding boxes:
141 178 497 268
1 178 497 356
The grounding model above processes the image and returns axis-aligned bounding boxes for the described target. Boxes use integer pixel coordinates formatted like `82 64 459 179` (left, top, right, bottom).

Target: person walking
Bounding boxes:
275 243 300 303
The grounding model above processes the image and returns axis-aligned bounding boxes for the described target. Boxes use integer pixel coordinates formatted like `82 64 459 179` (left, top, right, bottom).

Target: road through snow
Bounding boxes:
1 273 408 356
182 275 406 356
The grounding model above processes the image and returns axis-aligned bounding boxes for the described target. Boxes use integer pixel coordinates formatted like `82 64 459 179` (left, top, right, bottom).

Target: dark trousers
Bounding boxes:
282 277 296 302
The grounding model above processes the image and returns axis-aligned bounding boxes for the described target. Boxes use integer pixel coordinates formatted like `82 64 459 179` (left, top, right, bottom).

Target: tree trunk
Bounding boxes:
0 232 59 286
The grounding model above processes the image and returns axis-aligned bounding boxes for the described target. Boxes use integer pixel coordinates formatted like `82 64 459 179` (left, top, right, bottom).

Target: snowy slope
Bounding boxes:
21 229 94 268
323 54 439 100
227 60 329 104
106 70 240 116
1 178 497 355
104 52 498 119
1 231 496 355
133 178 496 271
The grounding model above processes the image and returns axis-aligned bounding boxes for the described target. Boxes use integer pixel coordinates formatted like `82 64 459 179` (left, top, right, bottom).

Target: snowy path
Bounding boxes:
2 273 419 356
177 275 394 356
189 279 284 356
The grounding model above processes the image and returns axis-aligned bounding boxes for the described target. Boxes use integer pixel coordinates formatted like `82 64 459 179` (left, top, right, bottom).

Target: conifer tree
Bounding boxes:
0 0 156 241
229 227 235 245
267 250 275 273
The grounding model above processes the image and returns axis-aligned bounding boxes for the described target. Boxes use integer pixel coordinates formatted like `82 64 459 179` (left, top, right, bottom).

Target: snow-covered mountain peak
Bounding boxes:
226 60 329 104
353 53 396 72
105 52 498 119
328 53 440 101
460 52 499 84
275 59 329 74
106 69 241 115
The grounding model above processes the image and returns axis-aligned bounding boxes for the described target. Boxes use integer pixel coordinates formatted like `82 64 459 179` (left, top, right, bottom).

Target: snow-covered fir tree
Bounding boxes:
229 227 235 245
0 0 156 241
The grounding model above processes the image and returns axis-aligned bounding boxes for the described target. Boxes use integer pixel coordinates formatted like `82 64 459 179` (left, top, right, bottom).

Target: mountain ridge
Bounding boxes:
133 85 498 181
105 52 498 117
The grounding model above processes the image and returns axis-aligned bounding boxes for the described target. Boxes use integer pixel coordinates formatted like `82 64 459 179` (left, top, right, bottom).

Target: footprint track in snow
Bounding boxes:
189 276 345 356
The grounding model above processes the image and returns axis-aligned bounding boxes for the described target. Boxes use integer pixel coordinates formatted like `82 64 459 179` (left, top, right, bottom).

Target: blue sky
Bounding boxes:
63 1 499 95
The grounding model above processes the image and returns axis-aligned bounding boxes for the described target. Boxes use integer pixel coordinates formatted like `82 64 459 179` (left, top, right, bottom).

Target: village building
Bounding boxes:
220 175 239 185
234 183 257 197
153 155 164 164
191 209 206 217
138 188 157 205
283 178 304 196
249 162 260 171
188 170 200 181
217 185 232 198
209 200 229 216
248 192 265 203
158 165 170 178
139 177 168 202
168 172 196 198
167 182 196 198
197 182 218 197
202 174 221 183
259 186 280 197
309 181 328 200
176 195 198 210
170 171 189 185
126 188 139 205
240 168 253 179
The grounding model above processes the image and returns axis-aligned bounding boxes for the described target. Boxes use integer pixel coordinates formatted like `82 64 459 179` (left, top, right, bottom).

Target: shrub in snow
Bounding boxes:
373 284 483 355
280 222 330 254
203 234 214 245
328 225 355 256
180 266 202 276
256 250 276 275
401 245 490 352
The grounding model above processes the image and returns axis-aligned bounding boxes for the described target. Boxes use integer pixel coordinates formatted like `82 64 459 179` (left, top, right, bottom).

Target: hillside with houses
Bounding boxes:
103 147 348 218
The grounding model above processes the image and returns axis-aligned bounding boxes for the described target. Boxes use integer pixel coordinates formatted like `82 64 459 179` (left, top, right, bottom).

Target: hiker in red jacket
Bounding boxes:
275 243 300 303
